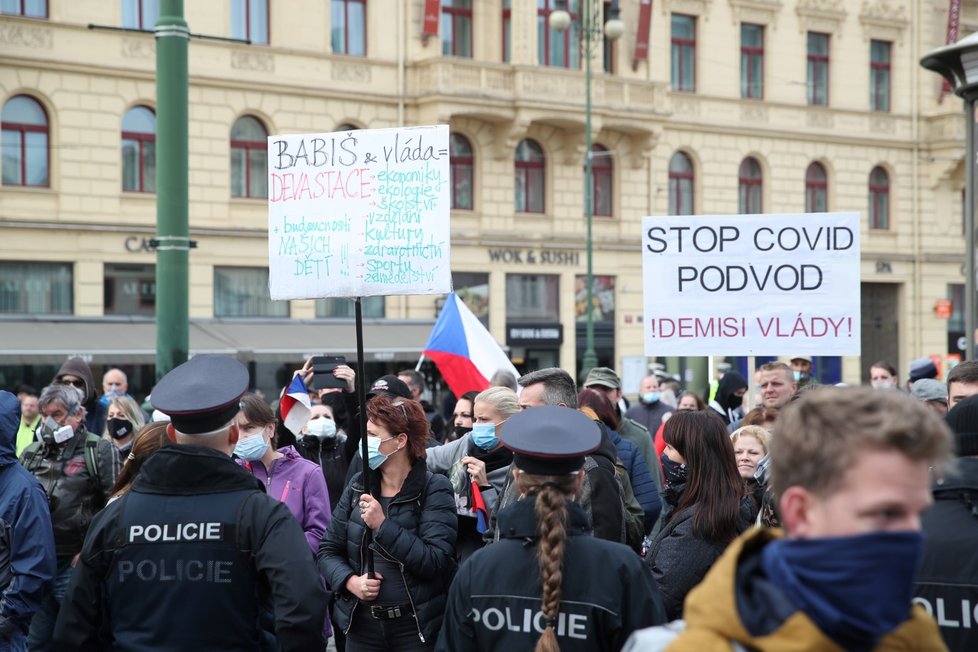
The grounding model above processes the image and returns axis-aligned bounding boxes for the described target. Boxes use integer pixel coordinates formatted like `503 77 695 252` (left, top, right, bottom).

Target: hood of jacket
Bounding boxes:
0 390 20 466
933 456 978 495
716 371 748 412
134 444 265 495
53 356 98 404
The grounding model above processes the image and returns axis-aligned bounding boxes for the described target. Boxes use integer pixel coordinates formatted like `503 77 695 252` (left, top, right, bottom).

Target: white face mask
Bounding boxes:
871 381 893 390
306 417 337 440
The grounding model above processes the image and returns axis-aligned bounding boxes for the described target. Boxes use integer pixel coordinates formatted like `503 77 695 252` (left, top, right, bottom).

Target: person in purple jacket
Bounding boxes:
235 393 333 646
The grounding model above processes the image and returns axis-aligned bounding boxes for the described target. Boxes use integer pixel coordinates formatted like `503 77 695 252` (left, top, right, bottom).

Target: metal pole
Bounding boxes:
581 0 598 379
967 98 976 360
154 0 190 380
355 297 374 575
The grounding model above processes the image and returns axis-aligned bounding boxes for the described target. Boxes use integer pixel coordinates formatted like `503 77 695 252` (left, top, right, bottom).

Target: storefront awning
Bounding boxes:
0 317 436 365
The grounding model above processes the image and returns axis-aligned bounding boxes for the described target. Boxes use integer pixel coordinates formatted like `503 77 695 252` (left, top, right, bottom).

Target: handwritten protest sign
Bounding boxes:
642 213 860 356
267 125 451 300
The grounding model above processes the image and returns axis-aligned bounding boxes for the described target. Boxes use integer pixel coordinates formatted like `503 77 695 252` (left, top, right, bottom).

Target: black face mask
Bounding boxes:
453 425 473 439
725 392 745 410
660 453 688 488
107 418 133 440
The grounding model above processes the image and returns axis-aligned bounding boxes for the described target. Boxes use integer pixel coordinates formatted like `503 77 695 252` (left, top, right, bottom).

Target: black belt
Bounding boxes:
369 603 414 620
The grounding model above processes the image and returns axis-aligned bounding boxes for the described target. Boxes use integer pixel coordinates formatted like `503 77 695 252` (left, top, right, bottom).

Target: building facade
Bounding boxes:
0 0 974 398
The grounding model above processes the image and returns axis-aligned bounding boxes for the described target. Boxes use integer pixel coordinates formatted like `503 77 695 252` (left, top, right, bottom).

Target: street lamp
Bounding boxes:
550 0 624 380
922 32 978 362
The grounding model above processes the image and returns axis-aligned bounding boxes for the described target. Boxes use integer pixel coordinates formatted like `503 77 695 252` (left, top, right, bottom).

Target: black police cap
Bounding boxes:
500 406 601 475
150 355 249 434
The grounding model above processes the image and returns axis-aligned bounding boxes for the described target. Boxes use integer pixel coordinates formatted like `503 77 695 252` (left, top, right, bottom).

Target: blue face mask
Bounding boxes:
761 530 924 651
366 436 399 470
793 370 803 381
234 433 268 462
470 423 499 451
642 391 661 404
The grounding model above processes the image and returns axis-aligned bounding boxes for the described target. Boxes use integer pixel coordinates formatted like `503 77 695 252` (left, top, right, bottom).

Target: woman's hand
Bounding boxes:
460 456 488 487
332 364 356 394
346 572 384 602
298 358 314 389
358 494 385 531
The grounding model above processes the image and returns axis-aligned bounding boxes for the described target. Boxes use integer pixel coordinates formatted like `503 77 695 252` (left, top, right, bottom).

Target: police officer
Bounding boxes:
436 407 666 652
52 355 327 651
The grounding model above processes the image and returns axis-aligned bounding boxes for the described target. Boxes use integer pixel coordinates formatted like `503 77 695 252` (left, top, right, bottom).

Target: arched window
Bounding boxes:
2 95 49 187
515 139 545 213
869 166 889 229
738 157 762 214
231 115 268 198
450 133 474 210
591 144 612 217
336 123 358 131
805 162 827 212
122 106 156 193
668 152 694 215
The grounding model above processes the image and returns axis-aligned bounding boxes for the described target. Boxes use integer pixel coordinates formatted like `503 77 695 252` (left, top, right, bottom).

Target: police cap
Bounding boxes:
500 406 601 475
150 355 248 434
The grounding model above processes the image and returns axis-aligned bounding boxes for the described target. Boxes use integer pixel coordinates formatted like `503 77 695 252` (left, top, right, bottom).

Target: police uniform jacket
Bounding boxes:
52 444 328 652
317 459 458 644
435 497 666 651
917 456 978 651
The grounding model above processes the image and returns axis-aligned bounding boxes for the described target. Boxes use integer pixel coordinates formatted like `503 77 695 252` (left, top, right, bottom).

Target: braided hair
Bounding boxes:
516 471 581 652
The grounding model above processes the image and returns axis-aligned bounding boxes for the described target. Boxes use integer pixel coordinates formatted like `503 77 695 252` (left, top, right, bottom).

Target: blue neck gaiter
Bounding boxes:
761 531 925 652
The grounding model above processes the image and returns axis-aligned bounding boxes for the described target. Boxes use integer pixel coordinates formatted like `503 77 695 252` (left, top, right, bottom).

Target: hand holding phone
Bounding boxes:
311 356 348 390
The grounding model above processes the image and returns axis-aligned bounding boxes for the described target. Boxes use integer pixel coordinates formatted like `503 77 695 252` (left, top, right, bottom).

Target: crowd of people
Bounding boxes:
1 353 976 651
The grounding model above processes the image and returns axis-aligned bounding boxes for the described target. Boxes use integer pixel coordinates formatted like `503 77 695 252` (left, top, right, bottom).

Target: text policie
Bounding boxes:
645 224 855 293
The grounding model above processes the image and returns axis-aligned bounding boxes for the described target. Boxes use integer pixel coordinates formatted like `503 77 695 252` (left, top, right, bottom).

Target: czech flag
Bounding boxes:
423 293 520 397
471 480 490 534
280 375 311 436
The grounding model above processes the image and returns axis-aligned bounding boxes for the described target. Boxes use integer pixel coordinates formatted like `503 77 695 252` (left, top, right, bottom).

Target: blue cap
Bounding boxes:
151 355 248 434
500 406 601 475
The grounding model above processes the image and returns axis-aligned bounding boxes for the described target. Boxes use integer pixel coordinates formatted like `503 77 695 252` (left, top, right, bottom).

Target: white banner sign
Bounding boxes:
267 125 451 300
642 212 861 356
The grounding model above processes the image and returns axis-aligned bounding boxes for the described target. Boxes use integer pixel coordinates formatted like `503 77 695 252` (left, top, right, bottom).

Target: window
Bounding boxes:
121 106 156 193
515 139 545 214
668 152 694 215
502 0 511 62
538 0 580 68
332 0 366 56
1 0 47 17
2 95 49 187
506 274 559 321
590 144 612 217
214 267 289 317
575 275 615 322
671 14 695 92
870 40 891 112
231 115 268 198
453 272 489 326
121 0 159 29
231 0 268 44
441 0 472 57
807 32 829 106
805 162 828 213
740 24 763 99
738 157 762 214
104 263 155 316
869 166 889 229
450 133 474 210
315 297 384 318
0 262 71 314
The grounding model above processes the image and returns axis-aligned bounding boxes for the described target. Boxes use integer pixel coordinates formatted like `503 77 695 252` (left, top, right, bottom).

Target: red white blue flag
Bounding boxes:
280 375 311 436
423 293 519 398
471 480 490 534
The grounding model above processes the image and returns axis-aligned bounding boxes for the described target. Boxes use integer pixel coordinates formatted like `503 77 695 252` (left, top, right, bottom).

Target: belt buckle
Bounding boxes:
370 605 401 619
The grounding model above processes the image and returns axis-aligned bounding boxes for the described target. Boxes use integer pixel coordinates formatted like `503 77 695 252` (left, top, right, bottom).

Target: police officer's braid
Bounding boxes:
522 473 579 652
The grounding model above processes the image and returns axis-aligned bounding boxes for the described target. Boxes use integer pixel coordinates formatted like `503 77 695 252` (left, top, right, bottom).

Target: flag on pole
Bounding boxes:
423 293 520 397
280 375 312 436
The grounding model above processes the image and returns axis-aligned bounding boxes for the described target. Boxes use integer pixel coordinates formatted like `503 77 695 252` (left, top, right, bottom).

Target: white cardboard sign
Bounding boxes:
641 212 861 356
267 125 451 300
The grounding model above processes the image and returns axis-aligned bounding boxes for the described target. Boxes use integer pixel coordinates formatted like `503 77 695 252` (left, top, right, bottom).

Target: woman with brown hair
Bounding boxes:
318 395 457 651
647 410 756 620
436 406 666 652
108 421 169 501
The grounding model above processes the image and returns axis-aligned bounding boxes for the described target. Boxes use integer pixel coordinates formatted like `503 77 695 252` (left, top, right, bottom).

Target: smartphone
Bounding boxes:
311 355 347 390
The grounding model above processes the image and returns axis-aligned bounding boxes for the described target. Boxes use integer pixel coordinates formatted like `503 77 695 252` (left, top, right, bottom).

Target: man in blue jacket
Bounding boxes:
0 390 56 651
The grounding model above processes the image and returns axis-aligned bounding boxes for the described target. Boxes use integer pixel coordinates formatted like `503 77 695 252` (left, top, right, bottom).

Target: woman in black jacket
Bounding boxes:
318 395 457 651
647 410 755 620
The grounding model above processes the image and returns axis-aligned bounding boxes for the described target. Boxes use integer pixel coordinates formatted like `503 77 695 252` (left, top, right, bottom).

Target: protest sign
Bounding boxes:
642 212 860 356
267 125 451 300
